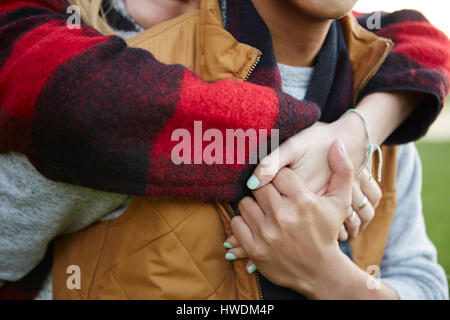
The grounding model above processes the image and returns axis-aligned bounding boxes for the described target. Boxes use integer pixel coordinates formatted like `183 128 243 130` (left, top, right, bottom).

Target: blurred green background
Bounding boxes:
416 99 450 292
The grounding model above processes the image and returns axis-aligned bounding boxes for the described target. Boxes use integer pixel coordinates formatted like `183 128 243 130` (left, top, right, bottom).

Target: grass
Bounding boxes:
415 141 450 290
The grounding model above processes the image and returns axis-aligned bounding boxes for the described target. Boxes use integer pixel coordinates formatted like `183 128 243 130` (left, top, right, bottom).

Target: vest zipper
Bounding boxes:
222 52 264 300
220 50 261 222
244 53 262 81
223 201 237 218
254 270 264 299
222 202 265 300
352 39 393 106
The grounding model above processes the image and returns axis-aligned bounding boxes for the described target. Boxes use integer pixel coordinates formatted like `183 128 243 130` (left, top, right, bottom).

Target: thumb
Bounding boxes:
246 141 300 190
325 139 353 205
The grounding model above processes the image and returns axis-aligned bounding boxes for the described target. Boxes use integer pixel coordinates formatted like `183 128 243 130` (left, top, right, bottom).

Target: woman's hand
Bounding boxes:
249 117 367 195
248 92 420 194
229 140 353 297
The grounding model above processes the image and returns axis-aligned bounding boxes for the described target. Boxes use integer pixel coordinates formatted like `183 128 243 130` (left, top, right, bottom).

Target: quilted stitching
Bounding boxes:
203 271 235 300
151 206 217 293
90 200 230 299
95 227 173 282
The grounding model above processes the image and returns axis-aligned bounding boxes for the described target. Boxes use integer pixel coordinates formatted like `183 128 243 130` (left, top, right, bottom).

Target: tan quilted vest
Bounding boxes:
52 0 398 299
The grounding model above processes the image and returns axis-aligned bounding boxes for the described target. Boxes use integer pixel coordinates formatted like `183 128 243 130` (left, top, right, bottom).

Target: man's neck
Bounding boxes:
251 0 332 67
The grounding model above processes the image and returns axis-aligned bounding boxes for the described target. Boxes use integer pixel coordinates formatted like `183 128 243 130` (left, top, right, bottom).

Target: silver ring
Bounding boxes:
355 196 368 211
349 210 357 222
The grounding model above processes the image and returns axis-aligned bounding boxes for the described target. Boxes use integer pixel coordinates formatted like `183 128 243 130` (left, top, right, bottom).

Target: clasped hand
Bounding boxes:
225 140 363 298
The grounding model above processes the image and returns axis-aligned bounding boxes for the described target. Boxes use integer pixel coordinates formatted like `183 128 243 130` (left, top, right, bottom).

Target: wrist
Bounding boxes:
307 249 398 300
354 92 421 145
305 247 353 300
293 244 348 299
330 114 368 170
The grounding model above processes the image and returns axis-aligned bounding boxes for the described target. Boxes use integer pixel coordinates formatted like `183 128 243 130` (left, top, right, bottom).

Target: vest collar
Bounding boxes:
198 0 262 82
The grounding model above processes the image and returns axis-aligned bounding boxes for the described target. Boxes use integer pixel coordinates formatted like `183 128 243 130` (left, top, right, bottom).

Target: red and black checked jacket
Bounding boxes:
0 0 449 202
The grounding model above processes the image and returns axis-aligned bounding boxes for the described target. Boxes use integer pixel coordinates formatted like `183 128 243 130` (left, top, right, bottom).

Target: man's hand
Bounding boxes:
230 139 353 297
341 168 381 241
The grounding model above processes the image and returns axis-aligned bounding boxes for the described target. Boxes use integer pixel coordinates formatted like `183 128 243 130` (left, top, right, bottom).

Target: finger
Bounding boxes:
338 224 348 242
223 235 240 249
271 167 310 199
359 169 382 209
247 139 303 190
230 216 256 254
326 139 353 208
225 247 249 261
344 210 362 239
251 183 282 216
357 204 375 231
245 260 257 274
352 184 376 231
238 197 266 235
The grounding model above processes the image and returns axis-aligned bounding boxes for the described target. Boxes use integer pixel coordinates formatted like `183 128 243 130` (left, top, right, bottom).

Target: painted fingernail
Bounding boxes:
247 264 257 274
223 242 233 249
225 253 237 261
337 139 347 157
247 175 260 190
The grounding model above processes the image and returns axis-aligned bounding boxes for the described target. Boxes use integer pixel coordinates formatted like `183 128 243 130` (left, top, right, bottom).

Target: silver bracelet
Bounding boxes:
342 109 383 182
